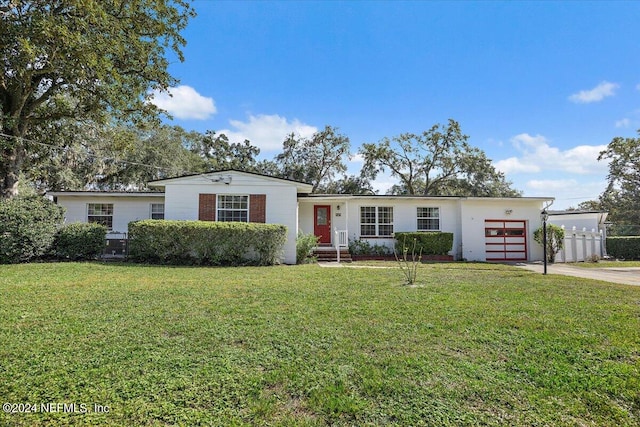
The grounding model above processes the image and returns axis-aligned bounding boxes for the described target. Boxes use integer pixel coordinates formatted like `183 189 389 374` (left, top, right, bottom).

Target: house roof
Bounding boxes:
300 194 554 202
548 210 607 215
148 169 313 191
47 191 164 197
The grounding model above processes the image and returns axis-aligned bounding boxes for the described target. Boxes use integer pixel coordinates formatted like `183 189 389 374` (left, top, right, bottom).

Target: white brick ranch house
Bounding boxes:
50 169 557 264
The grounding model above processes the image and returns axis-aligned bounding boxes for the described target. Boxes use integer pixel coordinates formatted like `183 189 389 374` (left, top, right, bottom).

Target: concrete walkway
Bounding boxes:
514 262 640 287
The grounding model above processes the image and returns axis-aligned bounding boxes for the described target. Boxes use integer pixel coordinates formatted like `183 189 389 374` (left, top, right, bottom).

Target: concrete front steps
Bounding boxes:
313 246 352 263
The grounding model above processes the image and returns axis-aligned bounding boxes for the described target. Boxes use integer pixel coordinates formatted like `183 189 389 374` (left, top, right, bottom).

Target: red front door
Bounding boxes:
314 205 331 244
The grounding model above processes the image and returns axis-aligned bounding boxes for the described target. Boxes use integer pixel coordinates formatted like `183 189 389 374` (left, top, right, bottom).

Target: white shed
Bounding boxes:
547 210 609 262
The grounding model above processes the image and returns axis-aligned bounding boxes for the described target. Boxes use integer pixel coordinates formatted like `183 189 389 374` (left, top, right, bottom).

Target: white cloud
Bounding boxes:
615 118 631 128
493 133 607 176
349 153 365 164
614 110 640 128
150 85 216 120
218 114 317 151
526 179 578 192
369 170 395 195
494 157 540 174
568 81 619 104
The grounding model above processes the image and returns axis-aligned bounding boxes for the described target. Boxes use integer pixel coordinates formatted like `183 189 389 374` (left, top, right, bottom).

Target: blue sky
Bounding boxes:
150 1 640 208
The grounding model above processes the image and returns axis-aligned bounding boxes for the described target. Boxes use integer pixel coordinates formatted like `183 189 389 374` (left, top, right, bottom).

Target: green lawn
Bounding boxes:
1 262 639 426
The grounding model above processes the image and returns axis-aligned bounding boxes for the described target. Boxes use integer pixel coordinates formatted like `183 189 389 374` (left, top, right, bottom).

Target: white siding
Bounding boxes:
300 197 547 262
459 199 545 262
162 172 301 264
55 195 165 235
347 198 461 257
300 197 461 258
548 213 603 233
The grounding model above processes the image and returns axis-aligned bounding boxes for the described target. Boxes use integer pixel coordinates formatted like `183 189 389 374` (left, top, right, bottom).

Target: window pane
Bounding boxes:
88 204 113 230
88 204 113 216
379 224 393 236
361 224 376 236
217 195 248 222
316 207 328 225
417 207 439 230
418 218 440 231
360 207 376 224
151 203 164 220
378 207 393 224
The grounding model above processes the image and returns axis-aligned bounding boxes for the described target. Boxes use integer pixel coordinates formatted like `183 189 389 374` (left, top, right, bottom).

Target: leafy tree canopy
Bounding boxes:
275 126 350 193
1 0 194 197
24 121 206 191
359 119 521 197
598 131 640 235
567 200 603 211
317 174 375 195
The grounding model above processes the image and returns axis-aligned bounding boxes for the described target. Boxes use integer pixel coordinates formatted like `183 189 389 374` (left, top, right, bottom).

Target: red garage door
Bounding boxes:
485 220 527 261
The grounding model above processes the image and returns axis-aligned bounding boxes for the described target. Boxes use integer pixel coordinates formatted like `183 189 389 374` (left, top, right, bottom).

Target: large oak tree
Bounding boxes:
598 131 640 235
360 119 521 197
0 0 194 198
275 125 351 193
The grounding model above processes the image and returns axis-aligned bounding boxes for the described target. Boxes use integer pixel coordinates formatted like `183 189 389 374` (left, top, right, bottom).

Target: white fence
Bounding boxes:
556 226 605 263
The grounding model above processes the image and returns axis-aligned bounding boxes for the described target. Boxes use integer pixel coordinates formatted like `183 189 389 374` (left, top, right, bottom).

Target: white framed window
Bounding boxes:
360 206 394 236
417 207 440 231
217 195 248 222
87 203 113 230
150 203 165 220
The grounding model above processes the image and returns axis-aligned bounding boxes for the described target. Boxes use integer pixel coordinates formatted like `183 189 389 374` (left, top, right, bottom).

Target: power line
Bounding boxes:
558 195 603 200
0 131 200 177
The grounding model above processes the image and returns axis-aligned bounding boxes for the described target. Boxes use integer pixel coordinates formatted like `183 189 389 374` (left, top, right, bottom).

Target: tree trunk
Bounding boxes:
0 145 24 199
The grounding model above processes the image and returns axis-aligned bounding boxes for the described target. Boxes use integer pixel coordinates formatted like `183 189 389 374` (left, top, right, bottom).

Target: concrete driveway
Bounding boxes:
515 262 640 287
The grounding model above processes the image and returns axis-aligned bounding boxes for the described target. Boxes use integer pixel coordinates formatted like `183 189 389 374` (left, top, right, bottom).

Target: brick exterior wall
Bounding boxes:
249 194 266 223
198 193 216 221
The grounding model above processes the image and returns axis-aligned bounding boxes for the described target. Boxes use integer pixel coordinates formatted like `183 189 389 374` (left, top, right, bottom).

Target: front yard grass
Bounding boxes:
569 260 640 268
1 262 639 426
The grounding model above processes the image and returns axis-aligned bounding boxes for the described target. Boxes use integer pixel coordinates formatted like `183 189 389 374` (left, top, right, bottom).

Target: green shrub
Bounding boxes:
0 196 64 263
128 220 288 266
296 232 319 264
533 224 565 263
393 232 453 256
54 223 107 260
607 236 640 260
348 238 392 256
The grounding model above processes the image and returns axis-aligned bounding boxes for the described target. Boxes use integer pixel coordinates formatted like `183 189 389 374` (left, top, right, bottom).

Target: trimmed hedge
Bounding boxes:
128 220 288 266
0 196 64 263
394 232 454 256
607 236 640 260
54 223 107 260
